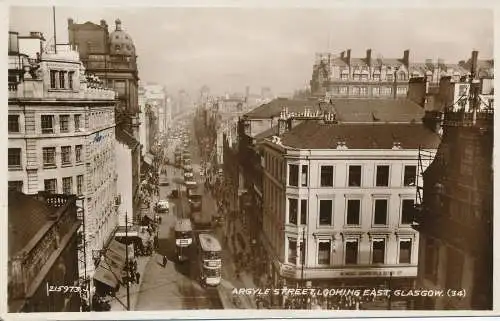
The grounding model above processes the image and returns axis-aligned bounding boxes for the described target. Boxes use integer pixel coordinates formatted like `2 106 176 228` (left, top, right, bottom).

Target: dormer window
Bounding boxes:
115 45 120 51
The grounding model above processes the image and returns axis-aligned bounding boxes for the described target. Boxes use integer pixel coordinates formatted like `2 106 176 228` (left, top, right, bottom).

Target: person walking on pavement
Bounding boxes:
163 255 168 267
136 272 141 284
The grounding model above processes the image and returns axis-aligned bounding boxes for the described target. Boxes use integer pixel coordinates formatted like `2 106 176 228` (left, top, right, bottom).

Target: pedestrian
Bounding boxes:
163 255 168 267
136 272 141 284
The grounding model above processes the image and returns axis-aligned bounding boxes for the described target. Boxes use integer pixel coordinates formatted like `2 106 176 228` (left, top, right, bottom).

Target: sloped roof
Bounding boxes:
8 191 54 256
279 121 441 150
244 98 424 123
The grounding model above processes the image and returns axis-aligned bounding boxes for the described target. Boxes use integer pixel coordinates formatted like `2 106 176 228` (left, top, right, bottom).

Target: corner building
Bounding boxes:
8 32 118 283
256 101 440 308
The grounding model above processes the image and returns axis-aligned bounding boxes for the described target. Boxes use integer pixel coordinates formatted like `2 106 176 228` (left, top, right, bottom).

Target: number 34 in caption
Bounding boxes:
46 283 86 295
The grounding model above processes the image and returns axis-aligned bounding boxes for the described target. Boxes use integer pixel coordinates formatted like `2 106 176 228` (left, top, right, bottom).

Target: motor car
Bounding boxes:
155 200 170 213
184 171 194 179
159 179 170 186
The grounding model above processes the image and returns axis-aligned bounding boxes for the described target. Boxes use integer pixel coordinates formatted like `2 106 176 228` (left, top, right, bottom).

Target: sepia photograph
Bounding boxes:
5 3 494 315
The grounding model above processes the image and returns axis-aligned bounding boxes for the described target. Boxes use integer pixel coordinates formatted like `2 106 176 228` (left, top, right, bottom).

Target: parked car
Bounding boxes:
155 200 170 213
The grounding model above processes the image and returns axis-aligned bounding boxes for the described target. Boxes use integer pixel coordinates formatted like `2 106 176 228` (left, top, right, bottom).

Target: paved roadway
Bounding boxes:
135 145 222 309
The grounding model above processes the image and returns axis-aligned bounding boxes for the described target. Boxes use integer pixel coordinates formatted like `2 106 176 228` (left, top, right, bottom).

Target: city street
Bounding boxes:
135 162 222 309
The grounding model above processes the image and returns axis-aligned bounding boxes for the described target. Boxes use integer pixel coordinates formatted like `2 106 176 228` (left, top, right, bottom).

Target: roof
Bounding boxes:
244 98 425 123
8 191 54 256
175 218 193 232
254 126 279 140
278 121 441 150
198 233 222 251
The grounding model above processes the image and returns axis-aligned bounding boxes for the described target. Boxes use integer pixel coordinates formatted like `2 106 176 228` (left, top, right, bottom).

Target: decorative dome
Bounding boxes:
109 18 135 56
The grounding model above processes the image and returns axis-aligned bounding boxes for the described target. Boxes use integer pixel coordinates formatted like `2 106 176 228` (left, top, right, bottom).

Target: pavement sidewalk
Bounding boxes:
109 254 151 311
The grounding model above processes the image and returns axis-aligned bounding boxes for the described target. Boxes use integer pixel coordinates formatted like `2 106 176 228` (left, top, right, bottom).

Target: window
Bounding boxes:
41 115 54 134
386 74 394 82
44 179 57 194
345 240 358 264
320 165 334 187
376 165 390 187
445 247 464 289
341 73 348 81
319 200 333 225
68 71 74 89
42 147 56 167
397 87 407 95
348 165 361 187
50 70 57 89
352 87 360 95
8 115 19 133
399 239 412 264
340 87 348 94
401 199 415 224
59 71 66 89
372 239 386 264
8 181 23 192
372 87 380 96
60 115 70 133
301 165 308 187
360 87 368 96
397 72 407 81
382 87 393 95
288 198 298 225
76 145 83 163
74 114 82 131
346 199 361 225
424 238 439 281
62 177 73 195
287 238 297 264
8 148 21 169
288 164 299 186
318 241 331 265
374 199 388 225
77 175 84 195
373 73 380 81
300 199 307 225
404 165 417 186
61 146 72 165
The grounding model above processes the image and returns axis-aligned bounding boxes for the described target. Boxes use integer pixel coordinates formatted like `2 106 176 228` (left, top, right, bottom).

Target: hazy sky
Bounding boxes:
9 6 493 96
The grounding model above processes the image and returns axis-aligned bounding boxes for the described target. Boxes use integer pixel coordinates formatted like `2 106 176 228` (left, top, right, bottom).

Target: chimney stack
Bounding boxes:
346 49 351 66
366 49 372 67
403 49 410 68
471 50 479 78
340 51 345 60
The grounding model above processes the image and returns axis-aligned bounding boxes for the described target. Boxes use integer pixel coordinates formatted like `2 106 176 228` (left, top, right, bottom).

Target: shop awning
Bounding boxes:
144 153 154 165
114 226 139 237
93 257 122 289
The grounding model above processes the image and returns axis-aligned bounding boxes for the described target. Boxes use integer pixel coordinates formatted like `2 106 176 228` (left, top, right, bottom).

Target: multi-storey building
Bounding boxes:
258 106 440 308
415 52 494 310
8 32 119 288
8 191 81 312
310 49 469 99
68 18 142 224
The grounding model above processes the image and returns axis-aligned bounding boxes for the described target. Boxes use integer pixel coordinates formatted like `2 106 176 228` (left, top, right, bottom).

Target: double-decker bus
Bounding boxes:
174 218 193 262
197 233 222 286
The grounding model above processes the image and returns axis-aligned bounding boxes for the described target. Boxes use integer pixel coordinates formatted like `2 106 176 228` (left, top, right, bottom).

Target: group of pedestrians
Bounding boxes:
123 259 141 286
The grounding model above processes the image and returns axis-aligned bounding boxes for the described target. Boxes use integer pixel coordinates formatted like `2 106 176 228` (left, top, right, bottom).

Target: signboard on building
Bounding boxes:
279 263 417 279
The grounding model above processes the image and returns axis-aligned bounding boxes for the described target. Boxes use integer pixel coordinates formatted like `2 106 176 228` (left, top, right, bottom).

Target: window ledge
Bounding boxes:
61 163 73 168
8 166 23 171
43 164 57 169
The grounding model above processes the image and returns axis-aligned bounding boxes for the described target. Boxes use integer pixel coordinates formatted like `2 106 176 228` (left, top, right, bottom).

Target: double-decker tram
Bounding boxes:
174 218 193 262
197 233 222 286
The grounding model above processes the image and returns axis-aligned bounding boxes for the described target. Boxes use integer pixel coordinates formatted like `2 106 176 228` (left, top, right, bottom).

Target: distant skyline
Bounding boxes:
9 6 493 96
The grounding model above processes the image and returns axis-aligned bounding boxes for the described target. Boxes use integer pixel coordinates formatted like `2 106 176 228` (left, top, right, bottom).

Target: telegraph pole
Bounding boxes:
125 211 130 311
